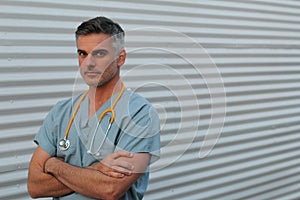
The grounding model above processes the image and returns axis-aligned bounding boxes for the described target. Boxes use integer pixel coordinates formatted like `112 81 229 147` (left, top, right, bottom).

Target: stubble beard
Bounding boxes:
87 67 119 88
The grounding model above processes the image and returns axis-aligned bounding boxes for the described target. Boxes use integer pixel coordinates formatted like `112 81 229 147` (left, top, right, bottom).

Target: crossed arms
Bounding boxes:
27 146 150 200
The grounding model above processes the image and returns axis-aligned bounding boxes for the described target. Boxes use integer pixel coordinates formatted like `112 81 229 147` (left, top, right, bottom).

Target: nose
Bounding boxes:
81 54 96 68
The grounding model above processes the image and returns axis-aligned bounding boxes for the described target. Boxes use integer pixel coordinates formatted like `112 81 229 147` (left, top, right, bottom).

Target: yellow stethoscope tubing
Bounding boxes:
61 83 125 151
63 90 89 141
98 83 124 123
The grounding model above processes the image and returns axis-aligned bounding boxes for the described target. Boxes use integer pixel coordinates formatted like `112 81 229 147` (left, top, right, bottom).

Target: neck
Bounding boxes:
88 77 122 119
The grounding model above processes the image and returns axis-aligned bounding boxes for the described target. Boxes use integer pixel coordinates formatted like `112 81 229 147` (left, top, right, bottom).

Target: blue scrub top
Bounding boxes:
34 88 160 200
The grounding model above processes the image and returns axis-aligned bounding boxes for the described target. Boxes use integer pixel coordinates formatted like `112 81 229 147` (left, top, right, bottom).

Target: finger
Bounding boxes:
114 160 134 171
108 171 125 178
56 157 65 161
113 150 134 159
100 159 133 174
111 166 132 176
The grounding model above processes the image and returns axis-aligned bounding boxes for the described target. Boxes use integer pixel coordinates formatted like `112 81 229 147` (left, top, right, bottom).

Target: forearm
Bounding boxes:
45 157 121 199
28 166 73 198
27 146 73 198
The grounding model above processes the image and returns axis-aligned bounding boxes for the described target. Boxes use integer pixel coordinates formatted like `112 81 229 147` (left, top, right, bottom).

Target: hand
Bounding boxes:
44 157 64 174
89 151 134 178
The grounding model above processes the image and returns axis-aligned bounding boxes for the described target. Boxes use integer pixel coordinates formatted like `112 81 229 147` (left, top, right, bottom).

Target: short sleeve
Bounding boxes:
34 103 59 156
116 97 160 164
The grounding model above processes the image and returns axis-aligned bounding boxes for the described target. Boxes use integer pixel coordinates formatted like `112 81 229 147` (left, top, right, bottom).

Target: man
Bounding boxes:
27 16 160 200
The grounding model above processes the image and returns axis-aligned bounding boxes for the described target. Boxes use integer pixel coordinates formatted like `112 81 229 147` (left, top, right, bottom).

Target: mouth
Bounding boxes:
84 71 102 76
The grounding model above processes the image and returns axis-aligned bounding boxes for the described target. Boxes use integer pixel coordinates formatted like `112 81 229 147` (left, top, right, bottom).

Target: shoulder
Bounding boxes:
120 89 159 119
123 89 154 110
118 89 160 124
47 93 84 119
50 97 72 114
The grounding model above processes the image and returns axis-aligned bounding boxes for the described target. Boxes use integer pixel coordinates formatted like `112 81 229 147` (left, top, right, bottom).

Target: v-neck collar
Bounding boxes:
75 91 121 129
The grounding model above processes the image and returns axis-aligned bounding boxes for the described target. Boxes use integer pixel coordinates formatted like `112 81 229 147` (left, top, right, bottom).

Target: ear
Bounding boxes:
117 49 126 67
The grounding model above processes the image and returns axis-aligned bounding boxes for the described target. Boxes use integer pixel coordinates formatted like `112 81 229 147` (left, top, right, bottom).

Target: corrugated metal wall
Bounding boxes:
1 0 300 199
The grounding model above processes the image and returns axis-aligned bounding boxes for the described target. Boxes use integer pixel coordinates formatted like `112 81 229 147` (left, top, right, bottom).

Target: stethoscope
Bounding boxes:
58 83 125 157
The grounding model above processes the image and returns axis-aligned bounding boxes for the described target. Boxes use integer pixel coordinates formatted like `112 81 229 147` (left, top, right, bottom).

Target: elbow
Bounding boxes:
101 183 124 200
27 169 40 198
28 192 39 199
27 182 39 199
103 193 121 200
109 191 122 200
27 177 43 199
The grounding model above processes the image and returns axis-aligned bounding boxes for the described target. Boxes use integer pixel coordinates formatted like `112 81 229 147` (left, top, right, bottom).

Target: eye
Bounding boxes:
92 50 108 58
77 50 87 58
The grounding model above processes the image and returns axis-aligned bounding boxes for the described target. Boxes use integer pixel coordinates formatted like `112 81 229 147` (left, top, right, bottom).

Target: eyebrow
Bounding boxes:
91 49 109 55
77 48 110 55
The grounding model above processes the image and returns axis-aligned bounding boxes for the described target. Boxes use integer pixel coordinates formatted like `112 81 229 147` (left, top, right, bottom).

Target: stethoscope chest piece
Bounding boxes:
59 138 70 151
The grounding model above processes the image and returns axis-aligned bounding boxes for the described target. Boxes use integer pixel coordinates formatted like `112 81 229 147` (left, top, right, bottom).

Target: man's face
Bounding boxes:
77 33 124 87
